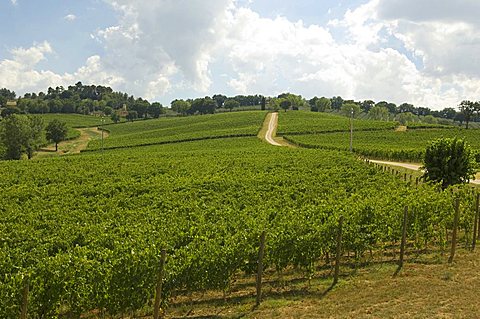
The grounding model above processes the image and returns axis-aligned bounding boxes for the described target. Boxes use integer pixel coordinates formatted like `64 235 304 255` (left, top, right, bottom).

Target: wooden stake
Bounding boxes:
473 193 480 250
256 231 266 307
20 275 29 319
333 216 344 285
154 249 167 319
449 199 460 264
399 206 408 268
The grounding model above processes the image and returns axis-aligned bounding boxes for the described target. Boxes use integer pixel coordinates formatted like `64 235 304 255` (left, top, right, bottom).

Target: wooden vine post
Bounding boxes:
20 275 29 319
154 249 167 319
473 193 480 250
448 198 460 264
256 231 266 307
333 216 344 285
398 206 408 268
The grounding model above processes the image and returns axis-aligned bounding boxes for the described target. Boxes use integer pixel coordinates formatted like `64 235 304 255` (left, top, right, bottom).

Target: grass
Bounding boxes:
162 247 480 319
87 111 267 150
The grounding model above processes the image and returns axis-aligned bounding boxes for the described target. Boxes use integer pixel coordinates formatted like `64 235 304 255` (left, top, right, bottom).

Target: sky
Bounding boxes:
1 0 479 110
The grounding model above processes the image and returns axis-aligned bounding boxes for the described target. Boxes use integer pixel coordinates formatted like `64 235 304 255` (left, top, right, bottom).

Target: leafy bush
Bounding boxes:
423 137 477 189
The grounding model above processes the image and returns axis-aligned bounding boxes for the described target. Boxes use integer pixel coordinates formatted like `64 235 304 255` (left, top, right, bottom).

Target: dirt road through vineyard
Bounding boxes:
263 113 480 185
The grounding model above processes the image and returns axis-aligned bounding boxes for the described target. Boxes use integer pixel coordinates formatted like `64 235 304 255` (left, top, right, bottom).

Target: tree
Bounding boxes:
104 106 114 116
360 100 375 113
0 115 30 159
212 94 227 108
368 105 389 121
441 107 457 120
111 112 121 124
459 100 475 129
190 97 216 115
126 111 138 122
423 138 477 189
224 99 240 112
25 116 45 159
396 112 416 125
261 96 266 111
279 99 292 112
397 103 414 114
171 100 191 115
147 102 164 118
316 97 332 112
331 96 344 110
422 115 438 124
46 120 68 152
341 103 361 118
376 101 397 114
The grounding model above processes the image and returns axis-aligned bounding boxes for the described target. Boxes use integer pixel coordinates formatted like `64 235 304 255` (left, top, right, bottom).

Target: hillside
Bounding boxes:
0 110 479 319
86 111 267 150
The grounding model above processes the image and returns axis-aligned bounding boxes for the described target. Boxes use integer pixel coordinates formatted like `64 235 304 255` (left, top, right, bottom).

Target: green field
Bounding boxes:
87 111 267 150
285 128 480 162
277 111 398 134
38 113 112 128
1 111 479 318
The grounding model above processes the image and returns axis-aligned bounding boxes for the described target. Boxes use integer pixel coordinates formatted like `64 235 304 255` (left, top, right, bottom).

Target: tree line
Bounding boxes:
1 84 479 127
0 83 164 120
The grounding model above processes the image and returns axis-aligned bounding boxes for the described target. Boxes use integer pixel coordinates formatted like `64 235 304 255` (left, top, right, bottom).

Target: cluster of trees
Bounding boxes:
0 115 67 160
2 84 478 126
0 83 165 120
308 96 480 127
171 94 266 115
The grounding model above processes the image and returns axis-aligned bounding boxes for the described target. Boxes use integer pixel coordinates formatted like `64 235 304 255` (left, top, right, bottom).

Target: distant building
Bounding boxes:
117 104 129 117
6 101 17 107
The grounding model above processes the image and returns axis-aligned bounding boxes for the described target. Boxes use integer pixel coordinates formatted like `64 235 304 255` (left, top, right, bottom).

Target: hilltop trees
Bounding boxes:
190 97 216 115
341 103 361 118
224 99 240 112
147 102 164 118
171 100 191 115
280 99 292 112
2 83 155 118
46 120 68 152
368 105 390 121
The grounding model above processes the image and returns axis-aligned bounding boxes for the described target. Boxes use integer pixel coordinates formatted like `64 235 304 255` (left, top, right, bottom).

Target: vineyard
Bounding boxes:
87 111 267 150
1 132 479 318
283 128 480 162
277 111 398 135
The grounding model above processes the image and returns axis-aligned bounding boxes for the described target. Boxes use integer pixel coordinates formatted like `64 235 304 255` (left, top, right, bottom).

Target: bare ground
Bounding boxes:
36 128 107 158
258 112 295 147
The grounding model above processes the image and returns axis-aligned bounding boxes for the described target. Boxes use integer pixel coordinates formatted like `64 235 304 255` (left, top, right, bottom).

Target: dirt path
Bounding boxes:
369 159 422 171
36 128 107 158
259 112 295 147
370 159 480 185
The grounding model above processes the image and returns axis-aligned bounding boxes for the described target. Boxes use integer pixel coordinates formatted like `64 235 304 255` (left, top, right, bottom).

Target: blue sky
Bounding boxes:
1 0 479 109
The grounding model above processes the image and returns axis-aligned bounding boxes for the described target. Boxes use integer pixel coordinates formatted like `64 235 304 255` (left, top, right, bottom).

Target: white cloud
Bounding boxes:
64 14 77 21
96 0 234 93
10 0 17 5
0 43 123 94
1 0 479 109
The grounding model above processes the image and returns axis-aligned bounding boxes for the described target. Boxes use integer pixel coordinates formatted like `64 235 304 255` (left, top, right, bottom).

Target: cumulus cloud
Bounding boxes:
64 14 77 21
1 0 479 108
0 42 123 94
96 0 234 93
